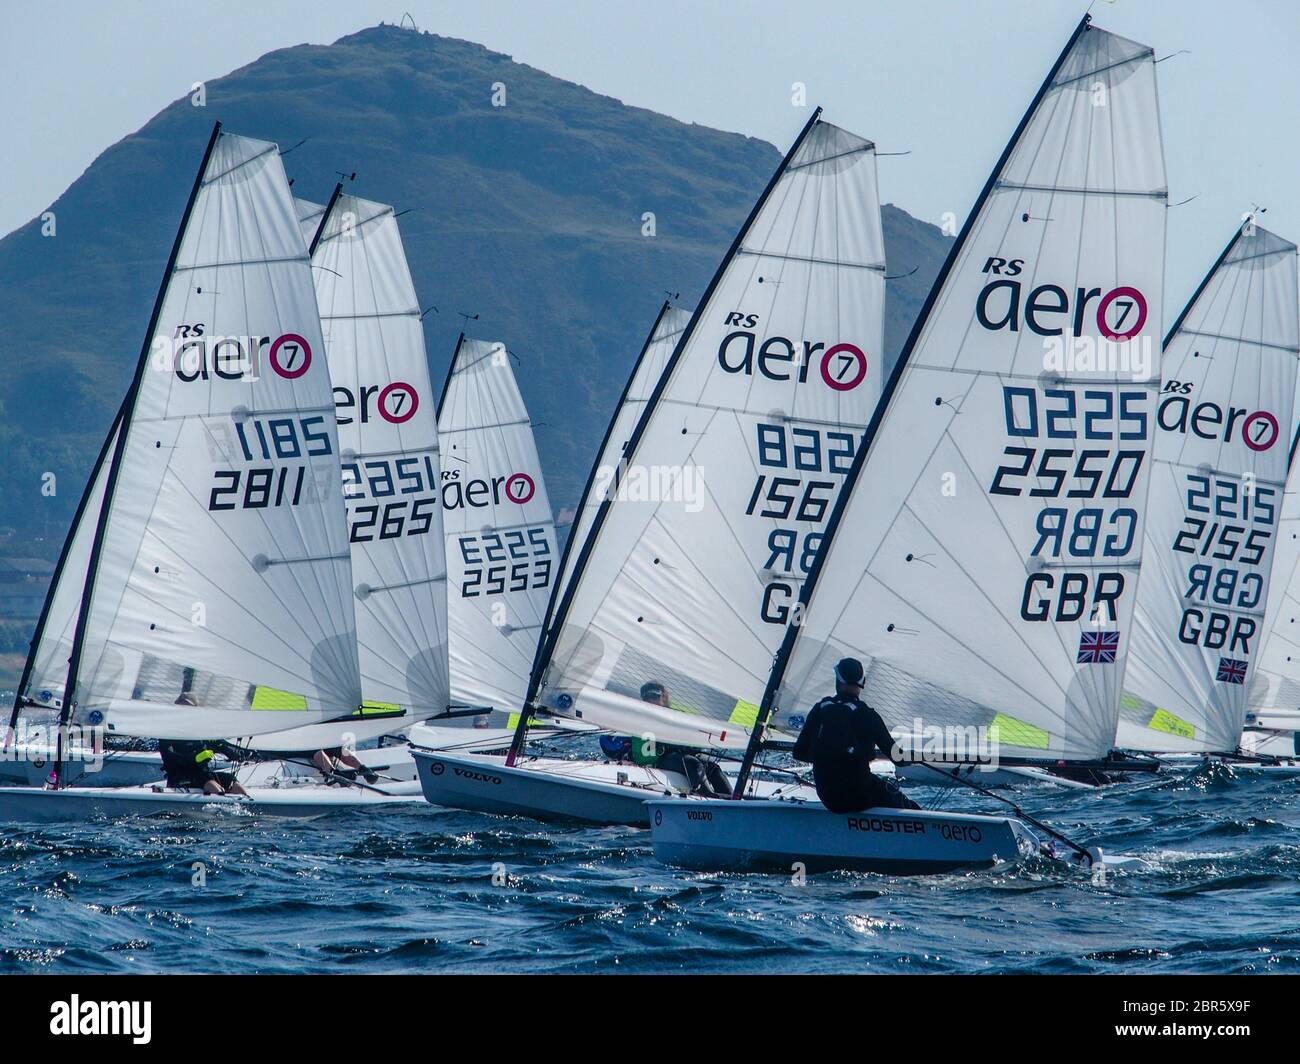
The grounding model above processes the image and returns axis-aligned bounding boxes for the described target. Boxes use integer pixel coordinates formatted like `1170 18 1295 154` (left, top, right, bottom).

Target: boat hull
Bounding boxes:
646 797 1036 874
411 749 817 826
0 780 426 821
0 746 163 788
413 749 675 824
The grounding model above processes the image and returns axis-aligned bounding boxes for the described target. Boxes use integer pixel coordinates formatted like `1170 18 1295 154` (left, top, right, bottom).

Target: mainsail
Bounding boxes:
1119 224 1299 753
438 336 558 717
747 17 1168 775
51 125 362 741
244 191 450 753
527 114 885 751
550 302 692 609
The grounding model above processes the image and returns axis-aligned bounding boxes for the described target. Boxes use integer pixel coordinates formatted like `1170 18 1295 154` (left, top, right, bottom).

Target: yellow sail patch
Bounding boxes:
250 687 307 711
988 713 1050 750
728 699 760 728
1147 708 1195 739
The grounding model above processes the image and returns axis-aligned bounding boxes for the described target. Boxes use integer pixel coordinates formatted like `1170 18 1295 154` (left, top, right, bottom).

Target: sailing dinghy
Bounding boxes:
1117 222 1299 774
416 114 887 823
0 124 428 817
649 15 1168 872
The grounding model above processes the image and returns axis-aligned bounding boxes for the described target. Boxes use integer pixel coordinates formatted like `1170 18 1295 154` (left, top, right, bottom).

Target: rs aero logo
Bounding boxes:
335 380 420 425
170 324 314 381
976 258 1148 340
717 312 869 391
1158 380 1280 452
439 467 535 509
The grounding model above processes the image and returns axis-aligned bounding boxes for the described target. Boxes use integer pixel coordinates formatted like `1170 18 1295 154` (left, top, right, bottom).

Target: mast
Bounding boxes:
505 107 825 766
53 120 223 787
505 300 671 763
733 15 1096 796
309 181 345 256
1162 225 1244 349
5 394 128 740
436 332 466 418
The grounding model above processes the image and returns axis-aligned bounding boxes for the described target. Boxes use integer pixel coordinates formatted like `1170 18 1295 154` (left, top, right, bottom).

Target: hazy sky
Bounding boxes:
2 0 1297 302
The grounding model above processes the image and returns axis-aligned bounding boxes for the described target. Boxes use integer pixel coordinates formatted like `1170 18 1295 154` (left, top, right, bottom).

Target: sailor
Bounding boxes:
159 670 249 795
792 657 919 813
308 746 379 785
634 681 731 799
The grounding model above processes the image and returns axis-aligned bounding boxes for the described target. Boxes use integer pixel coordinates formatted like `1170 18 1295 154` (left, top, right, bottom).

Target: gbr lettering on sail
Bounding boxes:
977 254 1154 628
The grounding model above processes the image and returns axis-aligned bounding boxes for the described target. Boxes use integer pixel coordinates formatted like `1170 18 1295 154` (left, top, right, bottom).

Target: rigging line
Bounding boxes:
733 248 885 272
915 762 1094 864
993 181 1165 199
1177 329 1299 354
171 254 309 273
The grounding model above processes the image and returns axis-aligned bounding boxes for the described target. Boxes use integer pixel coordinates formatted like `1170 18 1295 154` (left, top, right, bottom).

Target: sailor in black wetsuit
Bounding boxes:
159 677 249 796
792 657 919 814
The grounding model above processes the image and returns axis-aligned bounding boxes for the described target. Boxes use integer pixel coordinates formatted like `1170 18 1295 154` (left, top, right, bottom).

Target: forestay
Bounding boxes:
551 303 692 609
244 193 450 752
766 20 1168 764
63 128 362 740
438 336 557 718
533 116 885 750
1121 225 1299 753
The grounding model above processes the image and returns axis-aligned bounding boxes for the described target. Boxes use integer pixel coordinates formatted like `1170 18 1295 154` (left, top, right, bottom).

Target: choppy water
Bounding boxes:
3 754 1299 974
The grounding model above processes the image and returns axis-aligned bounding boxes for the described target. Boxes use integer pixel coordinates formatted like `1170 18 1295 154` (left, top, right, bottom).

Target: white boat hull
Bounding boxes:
411 749 816 825
0 745 163 788
0 778 426 821
646 797 1038 874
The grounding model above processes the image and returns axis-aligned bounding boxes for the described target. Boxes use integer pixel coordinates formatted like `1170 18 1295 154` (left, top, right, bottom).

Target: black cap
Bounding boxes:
834 657 865 686
640 681 666 702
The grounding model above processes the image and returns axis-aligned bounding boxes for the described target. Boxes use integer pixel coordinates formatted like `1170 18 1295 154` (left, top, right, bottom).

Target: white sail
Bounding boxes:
14 412 123 714
438 336 558 717
66 129 362 740
771 22 1167 763
1120 225 1299 753
552 303 692 608
535 117 885 750
244 193 448 754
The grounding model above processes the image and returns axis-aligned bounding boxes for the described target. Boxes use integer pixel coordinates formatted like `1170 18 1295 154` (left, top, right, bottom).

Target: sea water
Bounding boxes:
1 738 1297 973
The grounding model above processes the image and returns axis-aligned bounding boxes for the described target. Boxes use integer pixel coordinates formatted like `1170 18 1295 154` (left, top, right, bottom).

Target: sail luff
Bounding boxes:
56 120 224 774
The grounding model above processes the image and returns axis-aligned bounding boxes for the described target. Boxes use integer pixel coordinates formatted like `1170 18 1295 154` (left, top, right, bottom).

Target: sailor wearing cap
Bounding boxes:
791 657 919 813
